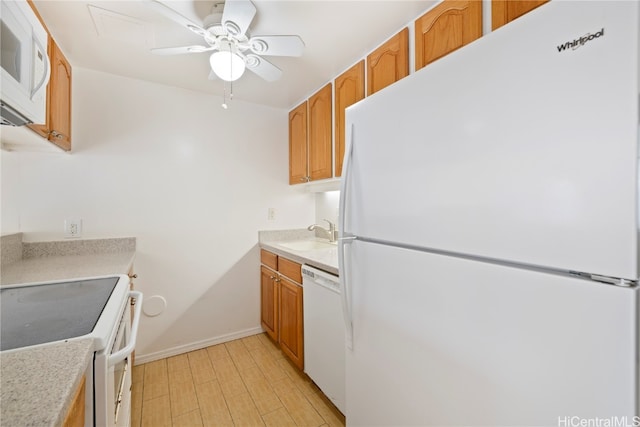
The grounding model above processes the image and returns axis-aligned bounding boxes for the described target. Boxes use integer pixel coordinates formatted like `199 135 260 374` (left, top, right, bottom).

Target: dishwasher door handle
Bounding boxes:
313 277 339 292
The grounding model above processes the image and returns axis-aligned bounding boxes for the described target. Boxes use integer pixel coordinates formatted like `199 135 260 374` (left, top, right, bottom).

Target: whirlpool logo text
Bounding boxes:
557 28 604 52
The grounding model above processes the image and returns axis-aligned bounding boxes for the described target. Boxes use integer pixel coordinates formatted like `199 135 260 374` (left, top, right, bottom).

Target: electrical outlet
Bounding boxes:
64 219 82 238
267 208 276 221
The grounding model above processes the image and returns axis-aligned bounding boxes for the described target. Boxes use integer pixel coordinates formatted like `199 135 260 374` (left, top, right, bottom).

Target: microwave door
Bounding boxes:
0 0 49 126
0 5 30 96
1 20 22 82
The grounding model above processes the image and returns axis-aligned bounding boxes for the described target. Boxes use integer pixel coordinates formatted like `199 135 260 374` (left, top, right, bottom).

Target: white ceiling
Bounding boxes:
32 0 434 109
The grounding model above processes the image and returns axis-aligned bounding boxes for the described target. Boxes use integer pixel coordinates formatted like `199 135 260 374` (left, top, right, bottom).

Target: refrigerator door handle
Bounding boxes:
338 122 353 236
339 124 355 350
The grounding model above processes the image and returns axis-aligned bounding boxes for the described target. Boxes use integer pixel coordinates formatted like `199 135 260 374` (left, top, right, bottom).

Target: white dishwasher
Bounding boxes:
302 265 345 413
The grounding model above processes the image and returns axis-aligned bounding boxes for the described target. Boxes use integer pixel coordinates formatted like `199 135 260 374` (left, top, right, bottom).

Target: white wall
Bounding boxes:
315 191 340 228
0 67 315 360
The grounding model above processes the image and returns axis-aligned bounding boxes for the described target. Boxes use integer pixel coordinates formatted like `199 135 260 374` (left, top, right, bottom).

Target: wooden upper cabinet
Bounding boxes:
308 83 332 181
415 0 482 71
492 0 548 31
334 61 364 177
48 41 72 150
367 28 409 96
288 101 308 184
26 1 72 151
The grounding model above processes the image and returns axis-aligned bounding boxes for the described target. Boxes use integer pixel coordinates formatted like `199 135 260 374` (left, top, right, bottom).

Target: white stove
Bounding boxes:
1 274 143 426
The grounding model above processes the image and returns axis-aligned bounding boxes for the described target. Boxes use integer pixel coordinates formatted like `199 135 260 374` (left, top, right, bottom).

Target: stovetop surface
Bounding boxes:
1 277 119 351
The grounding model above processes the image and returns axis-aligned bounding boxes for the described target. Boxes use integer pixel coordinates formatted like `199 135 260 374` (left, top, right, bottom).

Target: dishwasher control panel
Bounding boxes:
302 266 340 293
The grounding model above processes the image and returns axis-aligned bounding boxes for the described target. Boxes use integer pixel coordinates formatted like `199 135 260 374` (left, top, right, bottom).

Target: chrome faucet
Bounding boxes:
307 219 338 243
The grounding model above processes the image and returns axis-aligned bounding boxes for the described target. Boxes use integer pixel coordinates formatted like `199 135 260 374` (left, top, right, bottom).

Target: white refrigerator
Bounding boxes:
338 1 640 426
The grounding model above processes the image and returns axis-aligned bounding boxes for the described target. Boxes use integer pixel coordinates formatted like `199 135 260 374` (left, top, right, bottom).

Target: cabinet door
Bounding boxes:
367 28 409 96
63 375 85 427
491 0 548 31
260 266 279 341
415 0 482 71
308 83 333 181
289 101 308 184
279 276 304 370
334 61 364 177
48 40 72 150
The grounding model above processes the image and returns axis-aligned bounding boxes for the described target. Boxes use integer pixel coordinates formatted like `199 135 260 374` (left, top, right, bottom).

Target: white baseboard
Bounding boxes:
134 326 264 365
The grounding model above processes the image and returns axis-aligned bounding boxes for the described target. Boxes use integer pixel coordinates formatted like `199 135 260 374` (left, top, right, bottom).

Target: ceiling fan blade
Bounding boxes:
149 0 208 38
221 0 256 38
151 45 214 55
248 35 305 57
244 54 282 82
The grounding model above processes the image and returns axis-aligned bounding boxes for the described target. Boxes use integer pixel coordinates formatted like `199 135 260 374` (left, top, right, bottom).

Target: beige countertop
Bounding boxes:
259 229 339 276
1 250 136 285
1 234 136 285
0 339 94 426
0 233 136 426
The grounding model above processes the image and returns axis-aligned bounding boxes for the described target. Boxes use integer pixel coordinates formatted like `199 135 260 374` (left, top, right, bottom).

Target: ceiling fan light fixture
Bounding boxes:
210 50 246 81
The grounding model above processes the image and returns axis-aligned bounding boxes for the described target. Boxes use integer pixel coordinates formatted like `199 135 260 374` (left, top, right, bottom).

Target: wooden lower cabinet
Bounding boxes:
260 250 304 370
278 276 304 369
260 265 279 341
63 375 85 427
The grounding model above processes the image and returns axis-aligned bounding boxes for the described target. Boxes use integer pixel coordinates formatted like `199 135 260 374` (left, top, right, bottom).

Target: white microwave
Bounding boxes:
0 0 50 126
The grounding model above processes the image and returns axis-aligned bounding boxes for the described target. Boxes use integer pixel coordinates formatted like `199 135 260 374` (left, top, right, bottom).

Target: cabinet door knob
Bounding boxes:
129 273 138 279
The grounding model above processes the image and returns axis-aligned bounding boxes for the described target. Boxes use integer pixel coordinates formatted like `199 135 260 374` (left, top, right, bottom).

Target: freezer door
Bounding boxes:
345 241 638 426
343 0 639 279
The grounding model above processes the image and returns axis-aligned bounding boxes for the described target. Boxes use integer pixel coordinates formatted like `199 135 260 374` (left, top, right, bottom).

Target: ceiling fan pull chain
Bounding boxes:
222 83 228 109
222 51 233 109
230 52 234 100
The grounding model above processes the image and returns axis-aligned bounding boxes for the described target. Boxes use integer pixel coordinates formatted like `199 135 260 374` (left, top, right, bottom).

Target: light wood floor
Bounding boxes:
131 333 346 427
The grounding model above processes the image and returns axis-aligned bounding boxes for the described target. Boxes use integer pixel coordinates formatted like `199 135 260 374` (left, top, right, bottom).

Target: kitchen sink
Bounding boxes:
278 240 337 251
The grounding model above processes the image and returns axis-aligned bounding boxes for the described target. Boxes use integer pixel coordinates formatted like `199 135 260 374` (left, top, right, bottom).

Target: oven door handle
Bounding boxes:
108 291 143 367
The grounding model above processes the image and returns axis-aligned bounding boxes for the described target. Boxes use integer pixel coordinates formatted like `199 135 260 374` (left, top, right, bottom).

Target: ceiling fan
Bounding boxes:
149 0 305 83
